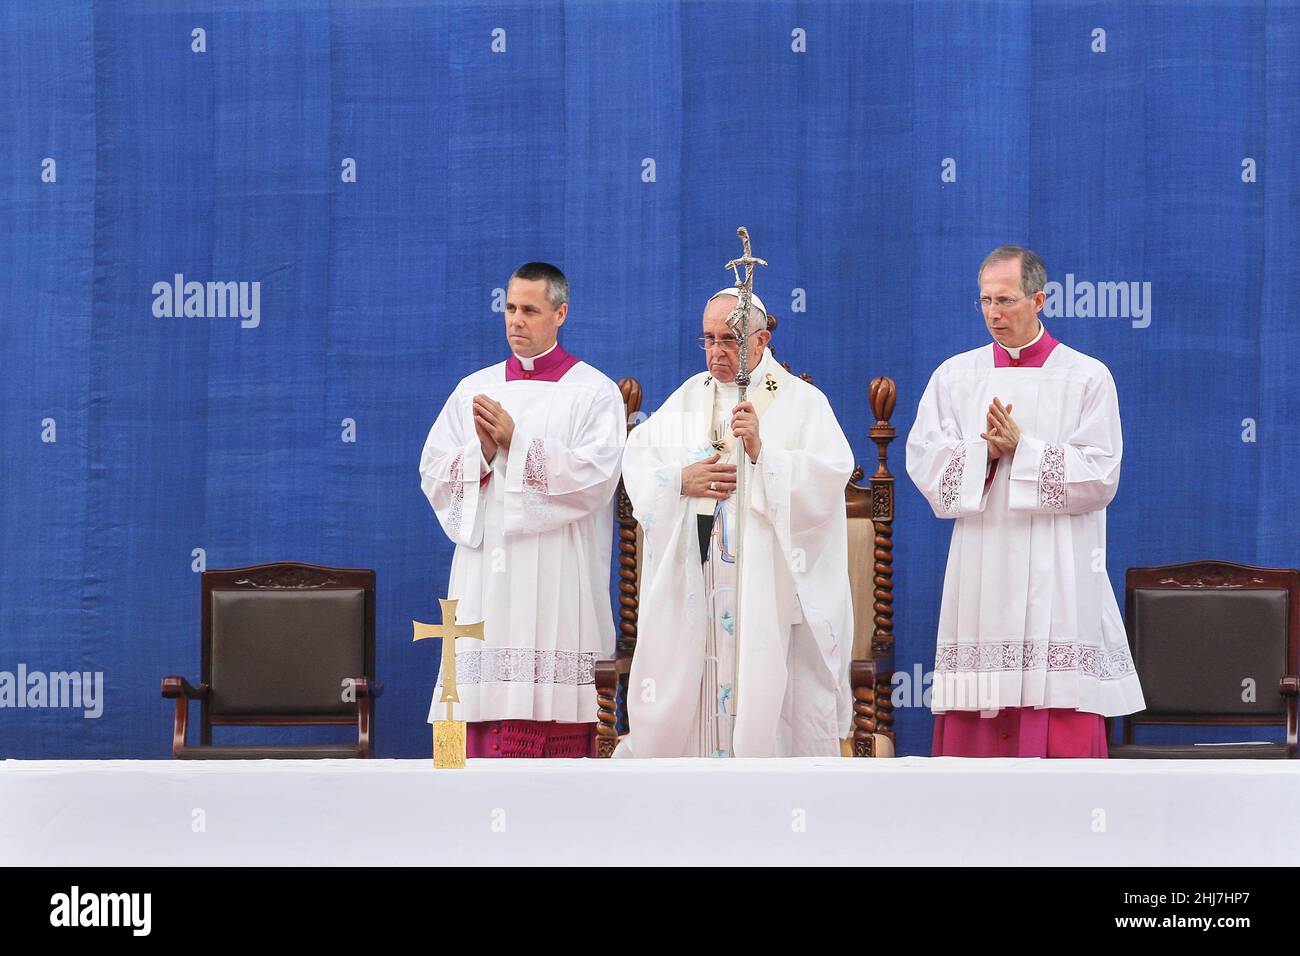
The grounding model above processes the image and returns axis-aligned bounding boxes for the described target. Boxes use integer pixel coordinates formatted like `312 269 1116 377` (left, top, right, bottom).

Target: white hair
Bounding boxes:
706 292 769 331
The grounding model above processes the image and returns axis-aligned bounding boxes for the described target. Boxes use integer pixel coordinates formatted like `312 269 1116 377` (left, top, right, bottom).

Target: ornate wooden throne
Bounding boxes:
595 369 900 758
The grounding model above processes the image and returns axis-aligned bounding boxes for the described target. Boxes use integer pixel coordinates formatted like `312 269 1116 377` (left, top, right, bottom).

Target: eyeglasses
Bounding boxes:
696 330 764 352
976 295 1033 312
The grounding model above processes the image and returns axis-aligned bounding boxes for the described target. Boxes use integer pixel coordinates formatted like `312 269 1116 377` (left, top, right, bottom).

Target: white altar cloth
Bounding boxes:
3 757 1296 866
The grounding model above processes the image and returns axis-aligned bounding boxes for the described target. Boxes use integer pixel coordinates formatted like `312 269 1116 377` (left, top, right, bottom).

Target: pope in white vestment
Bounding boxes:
613 289 856 758
907 246 1144 757
419 263 625 758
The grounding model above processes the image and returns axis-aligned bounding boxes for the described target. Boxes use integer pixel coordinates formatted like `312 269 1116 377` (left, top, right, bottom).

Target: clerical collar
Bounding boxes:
714 348 772 390
993 324 1059 368
506 341 580 382
999 323 1044 359
515 341 557 370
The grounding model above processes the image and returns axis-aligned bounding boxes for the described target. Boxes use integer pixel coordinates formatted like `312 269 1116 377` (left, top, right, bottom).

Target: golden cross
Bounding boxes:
413 598 485 718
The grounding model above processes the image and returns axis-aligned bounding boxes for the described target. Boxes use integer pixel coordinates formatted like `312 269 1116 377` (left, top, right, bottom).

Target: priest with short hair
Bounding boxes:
614 288 855 758
419 262 625 758
906 245 1145 757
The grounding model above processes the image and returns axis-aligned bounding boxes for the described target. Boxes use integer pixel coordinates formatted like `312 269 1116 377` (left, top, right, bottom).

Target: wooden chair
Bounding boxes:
161 561 380 758
596 370 899 758
1111 560 1299 758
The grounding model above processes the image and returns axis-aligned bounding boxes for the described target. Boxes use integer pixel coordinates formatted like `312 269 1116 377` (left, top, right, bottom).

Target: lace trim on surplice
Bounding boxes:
939 446 967 514
522 437 552 526
447 452 465 537
1038 443 1066 511
455 648 596 687
935 639 1135 681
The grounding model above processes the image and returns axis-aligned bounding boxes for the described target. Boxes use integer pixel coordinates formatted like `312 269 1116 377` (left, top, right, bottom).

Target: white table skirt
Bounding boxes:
3 757 1297 866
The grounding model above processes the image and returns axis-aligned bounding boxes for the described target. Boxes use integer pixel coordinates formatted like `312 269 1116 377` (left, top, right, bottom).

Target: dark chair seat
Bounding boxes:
174 743 363 760
1110 742 1290 759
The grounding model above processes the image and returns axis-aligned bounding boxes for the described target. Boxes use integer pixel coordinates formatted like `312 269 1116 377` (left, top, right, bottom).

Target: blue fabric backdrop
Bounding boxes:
2 0 1297 758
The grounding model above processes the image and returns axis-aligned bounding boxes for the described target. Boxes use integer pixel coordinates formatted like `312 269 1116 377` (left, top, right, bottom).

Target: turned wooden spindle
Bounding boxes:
615 378 644 656
851 376 899 756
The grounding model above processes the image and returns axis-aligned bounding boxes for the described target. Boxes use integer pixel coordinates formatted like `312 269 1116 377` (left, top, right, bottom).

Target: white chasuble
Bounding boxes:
906 343 1145 717
418 360 625 724
613 349 856 758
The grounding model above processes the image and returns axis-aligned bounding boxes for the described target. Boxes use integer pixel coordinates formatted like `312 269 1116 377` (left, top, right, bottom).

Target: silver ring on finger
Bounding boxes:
708 481 716 491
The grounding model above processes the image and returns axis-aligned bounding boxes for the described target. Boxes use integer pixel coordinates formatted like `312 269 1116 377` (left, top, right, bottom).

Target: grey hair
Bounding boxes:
979 245 1047 295
510 261 569 309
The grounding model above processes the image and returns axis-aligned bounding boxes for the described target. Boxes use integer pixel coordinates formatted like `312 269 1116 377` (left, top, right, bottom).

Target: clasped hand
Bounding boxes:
981 397 1020 460
473 394 514 461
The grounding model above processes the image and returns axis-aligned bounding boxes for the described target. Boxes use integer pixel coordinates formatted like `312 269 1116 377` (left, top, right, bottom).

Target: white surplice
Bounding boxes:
418 358 625 724
613 348 856 758
906 342 1146 717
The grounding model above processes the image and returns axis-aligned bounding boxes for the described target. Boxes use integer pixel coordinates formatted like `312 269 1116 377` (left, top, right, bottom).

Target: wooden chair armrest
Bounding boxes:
1282 676 1299 758
850 659 876 690
161 676 208 699
596 657 631 679
352 678 376 758
161 677 207 757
